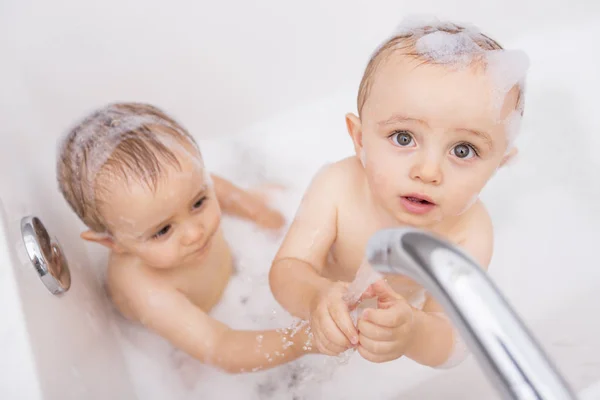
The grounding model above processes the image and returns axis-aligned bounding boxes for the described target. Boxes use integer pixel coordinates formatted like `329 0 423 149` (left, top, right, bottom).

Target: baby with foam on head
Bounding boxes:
270 18 529 367
57 102 318 373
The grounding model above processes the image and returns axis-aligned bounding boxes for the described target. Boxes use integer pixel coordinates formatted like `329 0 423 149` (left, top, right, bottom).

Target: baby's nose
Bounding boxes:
181 223 204 246
411 155 443 185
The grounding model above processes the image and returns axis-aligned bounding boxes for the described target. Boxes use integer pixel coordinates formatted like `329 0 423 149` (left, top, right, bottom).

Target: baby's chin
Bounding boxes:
389 203 472 229
135 253 181 269
383 207 442 228
144 261 181 270
404 213 445 228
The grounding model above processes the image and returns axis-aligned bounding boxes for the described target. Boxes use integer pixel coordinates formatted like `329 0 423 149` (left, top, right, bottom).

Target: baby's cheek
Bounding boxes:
368 155 409 196
444 173 486 214
367 167 394 200
143 245 179 268
209 205 222 227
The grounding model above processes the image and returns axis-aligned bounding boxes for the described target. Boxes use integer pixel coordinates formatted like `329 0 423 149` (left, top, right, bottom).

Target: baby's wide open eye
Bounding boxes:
390 130 415 147
451 143 478 160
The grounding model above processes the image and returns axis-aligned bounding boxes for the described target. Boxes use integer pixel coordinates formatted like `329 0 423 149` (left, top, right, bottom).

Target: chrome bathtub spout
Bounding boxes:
366 228 576 400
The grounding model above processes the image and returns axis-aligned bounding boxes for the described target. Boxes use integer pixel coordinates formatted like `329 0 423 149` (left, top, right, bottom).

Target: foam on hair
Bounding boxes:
358 16 530 143
57 103 203 232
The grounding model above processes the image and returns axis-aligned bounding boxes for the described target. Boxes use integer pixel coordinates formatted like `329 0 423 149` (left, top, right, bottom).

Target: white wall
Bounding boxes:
1 1 599 399
1 0 599 145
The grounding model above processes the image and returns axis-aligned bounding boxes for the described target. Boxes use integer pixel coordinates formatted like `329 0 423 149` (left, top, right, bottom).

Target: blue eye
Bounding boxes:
152 225 171 239
390 131 414 147
193 196 207 209
452 143 478 159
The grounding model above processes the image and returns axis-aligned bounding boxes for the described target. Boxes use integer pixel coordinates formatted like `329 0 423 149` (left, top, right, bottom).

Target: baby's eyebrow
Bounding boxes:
459 128 493 149
190 185 208 203
140 217 172 239
378 113 427 126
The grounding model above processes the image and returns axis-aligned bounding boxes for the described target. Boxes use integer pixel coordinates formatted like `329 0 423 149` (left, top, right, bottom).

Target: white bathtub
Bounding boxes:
1 1 600 399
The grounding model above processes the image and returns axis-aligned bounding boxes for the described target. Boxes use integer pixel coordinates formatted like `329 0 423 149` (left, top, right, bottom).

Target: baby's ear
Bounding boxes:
345 113 363 157
81 230 116 250
500 147 518 167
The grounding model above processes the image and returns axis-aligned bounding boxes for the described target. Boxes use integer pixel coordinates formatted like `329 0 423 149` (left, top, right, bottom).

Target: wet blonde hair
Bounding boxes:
57 103 200 233
357 22 525 117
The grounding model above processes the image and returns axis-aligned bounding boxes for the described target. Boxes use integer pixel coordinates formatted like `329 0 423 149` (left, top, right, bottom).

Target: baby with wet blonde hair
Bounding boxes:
57 102 317 373
270 18 529 367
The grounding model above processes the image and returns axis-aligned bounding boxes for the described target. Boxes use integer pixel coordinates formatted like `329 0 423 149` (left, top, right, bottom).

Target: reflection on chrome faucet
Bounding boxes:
366 228 576 400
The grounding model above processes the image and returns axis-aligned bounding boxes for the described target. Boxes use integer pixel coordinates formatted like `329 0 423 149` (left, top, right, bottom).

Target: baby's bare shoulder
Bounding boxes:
311 157 363 194
107 255 171 318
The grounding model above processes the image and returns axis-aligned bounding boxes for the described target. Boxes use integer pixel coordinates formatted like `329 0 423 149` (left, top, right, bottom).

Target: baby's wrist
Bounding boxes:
308 279 333 314
290 326 317 356
402 306 423 352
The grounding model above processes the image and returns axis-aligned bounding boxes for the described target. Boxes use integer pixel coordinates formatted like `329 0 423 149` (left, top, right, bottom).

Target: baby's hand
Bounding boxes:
252 204 286 230
308 281 359 356
357 280 415 363
248 184 286 230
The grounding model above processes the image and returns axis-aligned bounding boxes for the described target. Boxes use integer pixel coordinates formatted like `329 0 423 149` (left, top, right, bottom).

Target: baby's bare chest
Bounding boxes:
327 201 466 299
176 238 233 312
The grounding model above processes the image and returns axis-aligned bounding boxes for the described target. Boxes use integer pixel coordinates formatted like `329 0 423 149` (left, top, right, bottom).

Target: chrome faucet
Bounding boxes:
366 227 577 400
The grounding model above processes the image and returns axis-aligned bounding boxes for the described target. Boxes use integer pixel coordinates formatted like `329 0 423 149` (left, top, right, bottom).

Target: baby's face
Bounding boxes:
357 54 518 227
99 150 221 269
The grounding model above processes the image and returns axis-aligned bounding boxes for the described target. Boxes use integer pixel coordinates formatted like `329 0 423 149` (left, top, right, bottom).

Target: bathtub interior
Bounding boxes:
1 2 600 399
0 124 138 398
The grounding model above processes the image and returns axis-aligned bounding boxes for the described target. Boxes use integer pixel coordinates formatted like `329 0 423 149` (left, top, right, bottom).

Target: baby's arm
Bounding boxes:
269 164 358 354
270 165 340 318
403 204 494 367
210 174 285 230
122 277 313 373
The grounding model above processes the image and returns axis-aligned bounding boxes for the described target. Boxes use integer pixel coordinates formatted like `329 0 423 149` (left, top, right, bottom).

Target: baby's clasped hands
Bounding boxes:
357 280 416 363
308 281 360 355
308 278 415 364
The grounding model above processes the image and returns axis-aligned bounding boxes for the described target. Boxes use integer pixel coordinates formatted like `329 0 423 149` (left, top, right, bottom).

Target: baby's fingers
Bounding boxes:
362 305 412 328
358 334 397 356
321 312 353 350
359 285 376 300
357 345 392 364
312 319 345 356
330 301 358 345
314 332 345 356
357 319 395 341
258 209 286 230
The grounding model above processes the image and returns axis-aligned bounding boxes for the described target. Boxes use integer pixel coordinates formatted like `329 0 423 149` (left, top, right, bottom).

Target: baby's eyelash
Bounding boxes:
152 225 171 239
462 143 480 156
387 129 413 138
193 196 208 209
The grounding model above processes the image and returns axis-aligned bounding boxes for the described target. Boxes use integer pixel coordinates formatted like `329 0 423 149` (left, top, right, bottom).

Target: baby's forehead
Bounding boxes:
369 54 519 122
98 155 208 229
371 56 491 107
99 147 205 194
376 52 489 90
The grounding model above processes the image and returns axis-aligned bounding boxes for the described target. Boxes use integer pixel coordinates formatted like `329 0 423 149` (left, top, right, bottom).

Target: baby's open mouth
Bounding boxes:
404 196 433 205
400 194 437 214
